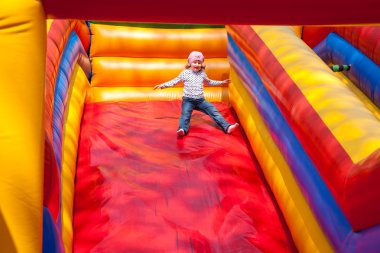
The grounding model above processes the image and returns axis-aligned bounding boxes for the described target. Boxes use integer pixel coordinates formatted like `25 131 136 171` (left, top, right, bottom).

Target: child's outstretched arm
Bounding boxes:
153 75 183 90
153 84 164 90
203 73 230 86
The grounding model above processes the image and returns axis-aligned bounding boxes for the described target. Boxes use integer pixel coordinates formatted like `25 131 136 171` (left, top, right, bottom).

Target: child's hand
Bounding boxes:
223 79 231 84
153 84 162 90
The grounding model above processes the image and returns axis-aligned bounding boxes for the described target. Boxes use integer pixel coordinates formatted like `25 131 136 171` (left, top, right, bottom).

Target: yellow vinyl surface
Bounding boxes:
0 1 46 252
61 64 89 253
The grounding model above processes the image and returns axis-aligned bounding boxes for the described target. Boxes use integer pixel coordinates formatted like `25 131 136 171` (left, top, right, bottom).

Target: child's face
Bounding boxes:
191 60 202 72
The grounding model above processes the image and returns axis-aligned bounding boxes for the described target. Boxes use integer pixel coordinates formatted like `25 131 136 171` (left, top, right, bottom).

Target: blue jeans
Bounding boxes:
178 97 231 134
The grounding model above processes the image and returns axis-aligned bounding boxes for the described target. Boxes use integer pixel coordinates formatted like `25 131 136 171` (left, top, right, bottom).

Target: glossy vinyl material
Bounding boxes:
89 24 227 58
73 101 296 253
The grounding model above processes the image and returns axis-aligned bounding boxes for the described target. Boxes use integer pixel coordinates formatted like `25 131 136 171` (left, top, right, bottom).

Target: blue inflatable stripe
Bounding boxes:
314 33 380 108
52 31 84 172
42 207 64 253
51 31 85 230
227 34 351 251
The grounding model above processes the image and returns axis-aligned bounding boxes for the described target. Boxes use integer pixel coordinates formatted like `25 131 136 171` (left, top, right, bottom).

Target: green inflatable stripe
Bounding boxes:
89 21 224 29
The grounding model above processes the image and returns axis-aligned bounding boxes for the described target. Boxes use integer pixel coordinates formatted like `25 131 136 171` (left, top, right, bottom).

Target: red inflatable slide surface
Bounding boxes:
73 101 296 253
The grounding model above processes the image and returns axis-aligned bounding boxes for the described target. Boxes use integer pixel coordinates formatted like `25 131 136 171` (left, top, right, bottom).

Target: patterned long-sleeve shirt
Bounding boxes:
159 69 225 99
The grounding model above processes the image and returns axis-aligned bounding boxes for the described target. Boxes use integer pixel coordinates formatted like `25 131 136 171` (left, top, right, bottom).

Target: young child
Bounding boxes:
153 51 239 136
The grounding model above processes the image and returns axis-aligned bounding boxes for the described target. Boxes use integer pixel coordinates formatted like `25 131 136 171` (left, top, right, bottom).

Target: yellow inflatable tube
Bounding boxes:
86 86 228 103
0 1 45 252
253 25 380 164
91 57 230 87
61 64 89 253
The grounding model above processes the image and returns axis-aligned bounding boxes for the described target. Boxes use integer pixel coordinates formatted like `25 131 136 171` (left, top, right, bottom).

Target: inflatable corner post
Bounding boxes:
0 1 46 252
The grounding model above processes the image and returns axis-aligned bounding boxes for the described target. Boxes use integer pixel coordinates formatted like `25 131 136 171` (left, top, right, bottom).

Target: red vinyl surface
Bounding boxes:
73 101 296 253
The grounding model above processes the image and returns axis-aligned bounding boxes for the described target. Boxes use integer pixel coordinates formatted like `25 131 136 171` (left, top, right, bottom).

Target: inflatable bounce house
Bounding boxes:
1 0 380 252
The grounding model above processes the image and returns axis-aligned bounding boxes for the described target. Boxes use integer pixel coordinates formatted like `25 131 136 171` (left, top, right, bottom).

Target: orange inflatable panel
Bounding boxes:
91 57 230 87
86 87 228 103
90 23 227 58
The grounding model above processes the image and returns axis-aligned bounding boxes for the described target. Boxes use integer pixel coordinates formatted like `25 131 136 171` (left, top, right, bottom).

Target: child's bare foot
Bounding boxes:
227 123 239 134
177 129 185 136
